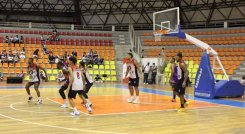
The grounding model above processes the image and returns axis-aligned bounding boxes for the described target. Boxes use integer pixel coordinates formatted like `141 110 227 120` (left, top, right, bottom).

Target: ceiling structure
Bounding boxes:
0 0 244 27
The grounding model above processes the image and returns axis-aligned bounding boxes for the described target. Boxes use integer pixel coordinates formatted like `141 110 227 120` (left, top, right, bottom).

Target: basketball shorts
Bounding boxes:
128 78 139 87
174 79 186 95
68 86 83 99
85 82 93 93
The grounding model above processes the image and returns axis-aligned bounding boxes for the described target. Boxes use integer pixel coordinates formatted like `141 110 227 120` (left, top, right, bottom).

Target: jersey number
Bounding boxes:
76 72 80 79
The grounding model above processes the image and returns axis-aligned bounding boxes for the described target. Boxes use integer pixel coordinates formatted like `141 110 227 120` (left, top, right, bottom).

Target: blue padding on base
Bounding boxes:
194 52 215 98
214 80 244 98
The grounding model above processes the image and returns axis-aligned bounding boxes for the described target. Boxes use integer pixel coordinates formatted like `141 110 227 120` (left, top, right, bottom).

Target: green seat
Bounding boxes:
24 76 29 81
94 70 99 74
88 70 93 74
111 70 116 75
110 61 115 65
110 65 115 69
111 76 117 81
50 76 56 81
99 65 104 69
217 74 223 80
194 64 199 69
105 70 111 75
47 69 52 74
188 64 194 69
99 70 105 74
53 70 58 74
104 61 110 65
105 76 111 81
191 68 197 73
189 61 194 65
105 65 110 69
192 73 196 79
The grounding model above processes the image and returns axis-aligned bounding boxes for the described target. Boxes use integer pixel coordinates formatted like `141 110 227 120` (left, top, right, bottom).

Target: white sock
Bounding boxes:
73 107 78 112
64 99 68 104
28 95 32 97
38 97 42 100
135 96 139 99
86 99 90 104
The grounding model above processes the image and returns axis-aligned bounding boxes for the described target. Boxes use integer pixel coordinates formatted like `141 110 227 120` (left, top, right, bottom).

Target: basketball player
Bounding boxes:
79 61 93 106
57 61 69 108
125 53 142 104
169 57 178 102
175 52 189 112
25 58 48 104
67 56 92 116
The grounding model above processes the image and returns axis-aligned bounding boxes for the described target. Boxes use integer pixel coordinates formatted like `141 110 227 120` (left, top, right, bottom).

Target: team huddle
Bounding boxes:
25 56 93 116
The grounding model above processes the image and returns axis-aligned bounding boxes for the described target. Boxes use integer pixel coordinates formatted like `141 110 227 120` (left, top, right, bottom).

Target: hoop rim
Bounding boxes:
153 30 170 36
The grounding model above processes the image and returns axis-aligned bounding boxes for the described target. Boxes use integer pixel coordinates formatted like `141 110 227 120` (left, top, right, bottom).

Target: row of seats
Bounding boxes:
0 37 114 46
141 29 245 36
0 29 113 37
144 40 245 46
144 36 245 42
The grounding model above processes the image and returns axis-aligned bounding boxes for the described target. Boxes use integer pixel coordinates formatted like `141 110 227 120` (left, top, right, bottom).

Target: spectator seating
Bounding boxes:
140 27 245 84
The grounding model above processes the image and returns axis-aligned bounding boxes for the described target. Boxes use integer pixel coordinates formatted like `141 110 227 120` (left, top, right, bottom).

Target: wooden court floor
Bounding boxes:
0 82 244 134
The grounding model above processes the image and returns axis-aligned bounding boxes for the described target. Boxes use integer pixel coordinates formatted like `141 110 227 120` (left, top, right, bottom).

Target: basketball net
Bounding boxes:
153 30 169 42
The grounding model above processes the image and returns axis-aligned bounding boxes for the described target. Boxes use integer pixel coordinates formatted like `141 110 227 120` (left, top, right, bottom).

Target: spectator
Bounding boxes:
17 70 24 80
13 51 19 65
20 36 24 44
41 44 49 55
33 49 39 61
13 35 20 46
56 70 65 82
160 47 168 74
62 51 68 61
20 48 26 59
7 50 14 66
88 49 93 58
241 76 245 86
55 56 60 64
151 63 157 84
82 52 88 65
98 57 104 66
72 51 77 57
39 71 47 81
94 74 103 83
48 53 55 64
0 72 3 81
1 49 8 65
21 47 26 53
143 62 150 84
4 36 10 44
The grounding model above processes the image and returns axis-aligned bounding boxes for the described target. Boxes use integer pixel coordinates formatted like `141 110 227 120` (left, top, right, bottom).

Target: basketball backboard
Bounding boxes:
153 7 180 34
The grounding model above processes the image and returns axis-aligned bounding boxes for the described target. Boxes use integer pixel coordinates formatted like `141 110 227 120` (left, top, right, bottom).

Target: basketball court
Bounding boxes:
0 82 244 134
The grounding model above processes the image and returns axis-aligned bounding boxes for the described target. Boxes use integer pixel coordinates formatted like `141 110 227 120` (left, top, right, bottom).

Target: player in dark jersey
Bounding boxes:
79 61 93 107
25 58 48 105
169 57 178 102
57 61 70 108
175 52 189 112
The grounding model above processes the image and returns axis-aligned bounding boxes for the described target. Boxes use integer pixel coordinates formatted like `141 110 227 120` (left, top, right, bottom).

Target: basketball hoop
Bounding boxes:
153 30 169 42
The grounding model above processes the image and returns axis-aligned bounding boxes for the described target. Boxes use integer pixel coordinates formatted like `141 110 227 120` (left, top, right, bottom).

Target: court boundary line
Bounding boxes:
88 105 223 116
9 101 69 114
116 85 245 108
0 113 128 134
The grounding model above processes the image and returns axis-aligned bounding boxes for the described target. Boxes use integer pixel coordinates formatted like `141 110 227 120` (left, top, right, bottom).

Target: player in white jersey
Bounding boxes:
67 56 92 116
125 53 142 104
25 58 48 105
79 61 93 107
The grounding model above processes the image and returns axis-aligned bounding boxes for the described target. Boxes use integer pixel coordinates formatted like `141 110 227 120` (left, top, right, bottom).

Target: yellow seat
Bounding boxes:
49 76 56 81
